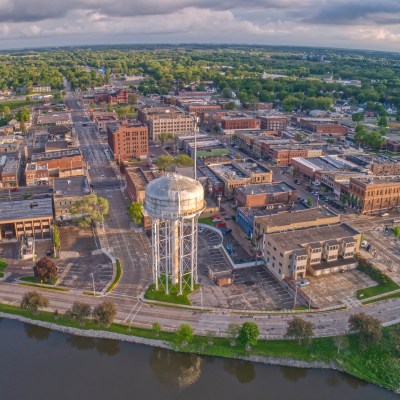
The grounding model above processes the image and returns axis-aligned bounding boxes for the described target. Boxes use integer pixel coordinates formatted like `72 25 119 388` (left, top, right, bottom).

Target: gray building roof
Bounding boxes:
0 198 53 223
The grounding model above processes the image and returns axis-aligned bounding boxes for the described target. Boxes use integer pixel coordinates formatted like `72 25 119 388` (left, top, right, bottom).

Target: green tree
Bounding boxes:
238 322 260 347
67 301 91 324
152 322 161 337
16 108 30 122
154 155 175 171
20 291 49 314
128 202 143 225
69 194 109 228
333 335 349 354
175 323 193 345
326 138 334 146
92 301 116 326
226 323 240 344
175 154 194 167
392 225 400 238
351 112 364 125
348 312 382 348
33 257 58 283
158 132 173 146
285 317 314 344
378 115 388 127
53 224 60 256
306 197 313 207
2 106 11 117
225 101 236 110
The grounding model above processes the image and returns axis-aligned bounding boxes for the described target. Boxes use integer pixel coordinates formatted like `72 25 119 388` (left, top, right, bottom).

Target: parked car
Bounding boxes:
222 228 232 235
297 279 310 287
361 240 368 248
216 222 226 227
199 226 205 233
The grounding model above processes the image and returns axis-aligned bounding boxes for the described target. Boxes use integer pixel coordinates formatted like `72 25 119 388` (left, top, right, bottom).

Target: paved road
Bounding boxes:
2 95 399 338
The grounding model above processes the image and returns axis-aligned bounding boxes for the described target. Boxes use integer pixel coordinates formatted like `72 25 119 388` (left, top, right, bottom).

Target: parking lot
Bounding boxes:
301 269 376 308
192 227 295 310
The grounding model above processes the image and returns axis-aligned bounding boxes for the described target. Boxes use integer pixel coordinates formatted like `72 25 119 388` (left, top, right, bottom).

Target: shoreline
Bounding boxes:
0 311 372 388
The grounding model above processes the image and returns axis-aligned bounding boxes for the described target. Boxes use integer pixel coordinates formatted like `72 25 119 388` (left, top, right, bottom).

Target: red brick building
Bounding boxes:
94 89 129 105
259 116 288 131
107 120 148 162
221 116 260 130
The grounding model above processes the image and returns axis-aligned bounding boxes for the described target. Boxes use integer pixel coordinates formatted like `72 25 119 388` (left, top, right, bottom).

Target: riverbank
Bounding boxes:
0 305 399 393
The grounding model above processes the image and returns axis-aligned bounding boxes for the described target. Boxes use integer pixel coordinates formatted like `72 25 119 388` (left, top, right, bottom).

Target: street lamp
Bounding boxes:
90 272 96 295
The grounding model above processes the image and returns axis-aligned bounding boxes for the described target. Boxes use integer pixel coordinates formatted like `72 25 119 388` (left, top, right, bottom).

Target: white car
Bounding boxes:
297 279 310 287
199 226 205 233
361 240 368 248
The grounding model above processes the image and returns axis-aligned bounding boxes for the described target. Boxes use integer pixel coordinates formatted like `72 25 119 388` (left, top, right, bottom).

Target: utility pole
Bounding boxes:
293 284 298 308
90 272 95 295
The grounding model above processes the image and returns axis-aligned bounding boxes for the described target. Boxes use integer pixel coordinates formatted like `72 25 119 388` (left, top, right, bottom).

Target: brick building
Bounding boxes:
221 114 260 130
348 177 400 214
259 116 288 131
234 182 297 207
0 158 20 188
107 120 148 162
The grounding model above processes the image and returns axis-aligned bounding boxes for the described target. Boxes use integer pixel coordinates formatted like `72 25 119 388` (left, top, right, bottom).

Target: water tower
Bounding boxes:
144 174 205 294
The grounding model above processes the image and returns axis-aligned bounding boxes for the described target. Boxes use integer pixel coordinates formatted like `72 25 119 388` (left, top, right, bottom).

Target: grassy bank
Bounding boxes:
199 217 214 226
0 257 7 278
0 302 398 392
145 279 199 305
363 292 400 304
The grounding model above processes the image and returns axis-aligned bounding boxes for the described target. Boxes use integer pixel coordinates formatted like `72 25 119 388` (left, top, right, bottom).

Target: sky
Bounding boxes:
0 0 400 51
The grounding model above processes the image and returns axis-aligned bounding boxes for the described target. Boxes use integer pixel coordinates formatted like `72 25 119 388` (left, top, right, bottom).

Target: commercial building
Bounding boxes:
291 117 348 136
0 198 53 241
92 112 119 132
107 120 148 162
259 115 288 131
138 106 196 140
234 182 297 207
348 177 400 214
124 165 161 203
220 113 260 131
37 111 72 126
269 146 324 166
53 176 91 221
207 159 272 198
264 223 360 281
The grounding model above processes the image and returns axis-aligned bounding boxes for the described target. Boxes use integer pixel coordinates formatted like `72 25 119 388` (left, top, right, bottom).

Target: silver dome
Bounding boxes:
144 174 205 219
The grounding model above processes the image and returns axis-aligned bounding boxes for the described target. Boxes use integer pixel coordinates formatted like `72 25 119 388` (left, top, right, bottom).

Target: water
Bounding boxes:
0 318 397 400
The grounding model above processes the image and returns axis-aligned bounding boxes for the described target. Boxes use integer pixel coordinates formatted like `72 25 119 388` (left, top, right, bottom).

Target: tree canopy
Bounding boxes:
70 194 109 228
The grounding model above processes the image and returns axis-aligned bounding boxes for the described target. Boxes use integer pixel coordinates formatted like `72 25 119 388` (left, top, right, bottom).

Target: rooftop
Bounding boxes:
269 223 359 252
1 159 19 175
32 149 81 161
236 182 295 196
0 198 53 222
53 176 90 197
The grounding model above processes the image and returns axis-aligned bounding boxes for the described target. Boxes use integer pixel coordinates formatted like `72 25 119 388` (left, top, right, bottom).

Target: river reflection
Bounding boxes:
66 335 120 356
224 360 256 384
149 348 202 389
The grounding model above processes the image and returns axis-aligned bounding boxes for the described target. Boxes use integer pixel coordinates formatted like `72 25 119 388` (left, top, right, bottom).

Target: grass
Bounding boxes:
363 291 400 304
145 276 200 305
20 276 58 286
356 258 400 300
199 217 214 226
19 282 69 292
0 99 38 110
0 302 399 391
0 258 8 276
106 259 122 293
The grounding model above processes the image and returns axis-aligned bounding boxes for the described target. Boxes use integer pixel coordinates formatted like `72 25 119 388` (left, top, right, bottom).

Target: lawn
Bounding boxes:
145 276 200 305
363 291 400 304
0 302 399 391
106 258 122 293
20 276 58 286
0 257 7 278
199 217 214 226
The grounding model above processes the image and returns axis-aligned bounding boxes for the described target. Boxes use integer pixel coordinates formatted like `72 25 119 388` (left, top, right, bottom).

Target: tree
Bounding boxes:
128 202 143 225
285 317 314 344
378 115 388 128
175 323 193 345
226 323 240 344
67 301 91 324
333 335 349 354
351 112 364 125
2 106 11 117
306 197 313 207
326 138 334 146
20 291 49 314
128 93 138 105
92 301 116 326
392 225 400 238
238 322 259 347
69 194 109 228
53 224 60 256
175 154 194 167
33 257 58 283
225 101 236 110
154 155 175 171
152 322 161 337
294 133 304 142
348 313 382 348
158 132 173 146
16 108 30 122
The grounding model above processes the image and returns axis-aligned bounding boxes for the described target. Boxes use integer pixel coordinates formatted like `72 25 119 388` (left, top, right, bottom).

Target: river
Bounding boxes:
0 319 397 399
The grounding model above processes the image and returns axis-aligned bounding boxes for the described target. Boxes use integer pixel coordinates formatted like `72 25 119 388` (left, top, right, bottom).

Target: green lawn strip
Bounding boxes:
357 280 400 300
0 302 398 391
106 258 122 293
363 292 400 305
20 276 57 285
0 99 38 110
0 258 8 274
19 282 69 292
199 217 214 226
356 260 400 300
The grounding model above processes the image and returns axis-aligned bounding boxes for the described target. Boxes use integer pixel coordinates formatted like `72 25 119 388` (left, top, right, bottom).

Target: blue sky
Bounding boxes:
0 0 399 51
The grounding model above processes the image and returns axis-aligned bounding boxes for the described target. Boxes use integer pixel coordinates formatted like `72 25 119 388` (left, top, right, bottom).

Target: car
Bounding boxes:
212 218 222 223
361 240 368 248
297 279 310 287
198 226 205 233
381 213 389 217
216 222 226 227
393 218 400 223
222 228 232 235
